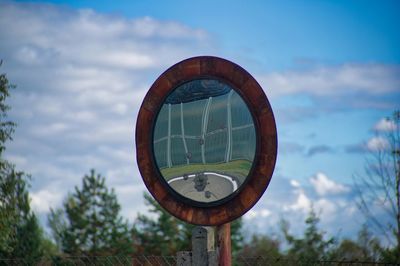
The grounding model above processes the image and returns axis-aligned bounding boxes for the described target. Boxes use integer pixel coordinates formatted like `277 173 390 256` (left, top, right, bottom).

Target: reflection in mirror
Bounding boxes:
153 79 256 203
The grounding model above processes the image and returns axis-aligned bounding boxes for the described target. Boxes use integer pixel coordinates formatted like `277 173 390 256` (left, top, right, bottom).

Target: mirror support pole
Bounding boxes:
217 223 231 266
192 227 208 266
178 224 231 266
189 226 217 266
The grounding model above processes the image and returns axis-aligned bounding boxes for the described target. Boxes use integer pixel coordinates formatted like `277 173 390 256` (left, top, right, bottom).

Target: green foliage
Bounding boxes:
47 208 67 252
355 225 381 261
131 193 192 255
0 64 52 261
230 217 244 254
329 224 381 261
132 192 244 255
379 246 400 263
236 234 281 259
281 208 335 261
0 170 47 261
0 62 16 155
0 64 18 250
48 169 133 256
0 167 27 253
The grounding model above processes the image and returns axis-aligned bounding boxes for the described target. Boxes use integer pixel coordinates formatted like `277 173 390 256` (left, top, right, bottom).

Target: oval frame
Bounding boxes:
136 56 277 225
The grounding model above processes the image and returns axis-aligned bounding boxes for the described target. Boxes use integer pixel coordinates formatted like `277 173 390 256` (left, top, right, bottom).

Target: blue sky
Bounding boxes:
15 0 400 68
1 0 399 243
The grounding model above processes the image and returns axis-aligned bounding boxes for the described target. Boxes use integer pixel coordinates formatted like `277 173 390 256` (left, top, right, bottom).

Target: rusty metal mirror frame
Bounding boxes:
136 56 277 226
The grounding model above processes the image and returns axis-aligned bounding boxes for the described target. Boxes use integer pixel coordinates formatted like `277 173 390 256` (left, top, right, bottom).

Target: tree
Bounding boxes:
48 169 133 256
0 62 52 262
230 216 244 254
281 208 335 262
0 60 17 252
354 110 400 262
131 193 190 255
236 234 281 259
0 169 47 262
0 61 15 155
329 224 381 261
132 193 244 255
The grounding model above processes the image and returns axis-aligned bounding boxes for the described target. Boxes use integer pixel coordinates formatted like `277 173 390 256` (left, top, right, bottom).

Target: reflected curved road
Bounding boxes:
167 172 238 202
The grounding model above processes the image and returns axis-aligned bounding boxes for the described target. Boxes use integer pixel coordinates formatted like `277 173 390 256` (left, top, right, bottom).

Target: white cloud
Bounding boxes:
243 208 271 219
30 189 63 213
0 2 214 221
32 122 69 137
286 189 312 213
261 64 400 97
374 118 397 132
290 179 301 188
15 45 42 65
310 172 350 196
101 52 155 69
244 209 258 220
113 184 148 220
260 208 271 217
366 136 390 151
315 199 337 219
4 154 28 167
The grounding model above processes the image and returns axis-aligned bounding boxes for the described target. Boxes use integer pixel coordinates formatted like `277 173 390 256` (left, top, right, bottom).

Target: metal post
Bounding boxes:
217 223 231 266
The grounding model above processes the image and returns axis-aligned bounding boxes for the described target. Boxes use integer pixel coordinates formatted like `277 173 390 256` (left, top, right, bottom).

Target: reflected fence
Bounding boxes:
153 89 256 169
0 255 398 266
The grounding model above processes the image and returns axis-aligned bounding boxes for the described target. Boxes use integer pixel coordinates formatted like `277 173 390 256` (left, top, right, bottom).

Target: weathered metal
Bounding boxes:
136 56 277 225
217 223 231 266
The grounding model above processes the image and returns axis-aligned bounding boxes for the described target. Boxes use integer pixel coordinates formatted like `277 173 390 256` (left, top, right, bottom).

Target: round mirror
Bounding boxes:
136 56 277 225
153 79 256 203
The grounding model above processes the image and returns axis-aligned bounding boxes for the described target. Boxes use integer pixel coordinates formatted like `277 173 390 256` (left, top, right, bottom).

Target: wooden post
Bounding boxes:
177 226 218 266
217 223 231 266
192 226 208 266
176 251 192 266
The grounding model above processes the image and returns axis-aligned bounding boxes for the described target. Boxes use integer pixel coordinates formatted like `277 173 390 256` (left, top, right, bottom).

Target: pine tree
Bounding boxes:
236 234 282 259
281 208 335 262
329 224 381 261
131 193 190 255
48 169 133 256
0 168 47 262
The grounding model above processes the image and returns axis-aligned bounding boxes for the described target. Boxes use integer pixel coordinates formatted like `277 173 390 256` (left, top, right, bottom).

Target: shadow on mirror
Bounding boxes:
153 79 256 203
